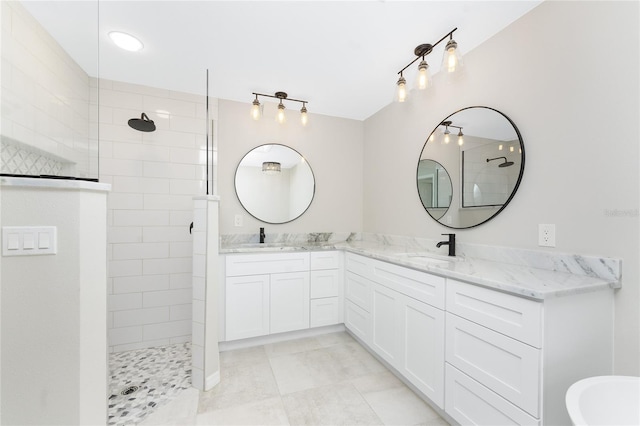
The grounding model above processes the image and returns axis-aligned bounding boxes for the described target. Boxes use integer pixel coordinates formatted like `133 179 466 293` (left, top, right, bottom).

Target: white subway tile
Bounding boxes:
143 319 191 341
170 273 192 289
170 304 192 321
113 210 169 227
170 210 194 226
143 288 192 307
170 179 205 195
100 122 143 144
170 335 191 344
113 307 170 327
170 241 192 258
108 227 143 244
143 161 196 179
108 193 144 210
143 194 193 210
143 257 192 275
170 147 203 165
109 293 142 311
192 344 204 370
191 367 204 389
192 276 205 301
113 141 170 162
108 326 143 346
169 115 204 133
99 87 143 109
112 242 169 260
113 274 170 294
109 259 142 277
112 338 170 353
142 226 192 243
143 96 197 118
192 322 205 346
192 254 206 278
100 158 143 176
111 80 171 98
192 299 204 324
192 231 206 255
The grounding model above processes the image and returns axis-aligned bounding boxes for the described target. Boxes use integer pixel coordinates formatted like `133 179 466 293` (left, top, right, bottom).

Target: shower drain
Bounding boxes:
120 385 140 396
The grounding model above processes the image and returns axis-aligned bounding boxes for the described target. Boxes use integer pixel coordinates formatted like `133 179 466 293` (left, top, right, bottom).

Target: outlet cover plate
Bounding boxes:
538 224 556 247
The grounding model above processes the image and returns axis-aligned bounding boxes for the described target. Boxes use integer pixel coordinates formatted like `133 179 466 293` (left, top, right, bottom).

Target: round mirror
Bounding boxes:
418 106 525 229
417 159 452 220
235 144 315 224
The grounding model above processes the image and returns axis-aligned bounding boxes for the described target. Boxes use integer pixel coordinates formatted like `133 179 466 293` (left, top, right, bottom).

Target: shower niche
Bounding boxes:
417 106 525 229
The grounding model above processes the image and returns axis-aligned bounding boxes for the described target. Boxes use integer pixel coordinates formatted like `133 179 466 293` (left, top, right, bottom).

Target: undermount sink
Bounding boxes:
238 242 294 249
397 252 462 263
565 376 640 425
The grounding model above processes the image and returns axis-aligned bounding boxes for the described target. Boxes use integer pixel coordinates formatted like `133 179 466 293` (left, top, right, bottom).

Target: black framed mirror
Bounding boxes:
417 106 525 229
235 144 315 224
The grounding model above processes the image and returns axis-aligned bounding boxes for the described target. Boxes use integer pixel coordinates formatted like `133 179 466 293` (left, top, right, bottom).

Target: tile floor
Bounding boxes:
139 331 450 425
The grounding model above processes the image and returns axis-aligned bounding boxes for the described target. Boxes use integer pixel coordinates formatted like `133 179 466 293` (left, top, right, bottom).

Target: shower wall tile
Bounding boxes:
101 79 208 352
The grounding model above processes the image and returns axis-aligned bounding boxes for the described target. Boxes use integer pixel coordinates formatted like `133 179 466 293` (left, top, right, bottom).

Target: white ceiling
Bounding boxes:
21 0 542 121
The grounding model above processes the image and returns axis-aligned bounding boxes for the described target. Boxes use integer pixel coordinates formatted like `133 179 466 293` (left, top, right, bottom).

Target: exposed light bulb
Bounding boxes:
499 144 504 151
300 104 308 126
251 98 261 120
442 38 463 74
416 59 431 90
457 129 464 146
429 132 435 143
396 75 408 102
443 128 451 144
276 102 286 124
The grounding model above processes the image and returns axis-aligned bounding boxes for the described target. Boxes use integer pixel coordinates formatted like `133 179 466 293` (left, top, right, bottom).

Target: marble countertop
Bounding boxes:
220 240 620 300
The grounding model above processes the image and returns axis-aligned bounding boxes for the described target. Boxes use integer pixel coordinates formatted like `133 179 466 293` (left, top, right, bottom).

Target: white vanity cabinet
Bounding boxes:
225 252 310 341
345 253 446 408
309 251 343 328
444 279 614 426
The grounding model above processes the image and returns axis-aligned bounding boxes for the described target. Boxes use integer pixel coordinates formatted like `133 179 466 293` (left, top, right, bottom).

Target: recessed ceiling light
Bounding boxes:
108 31 143 52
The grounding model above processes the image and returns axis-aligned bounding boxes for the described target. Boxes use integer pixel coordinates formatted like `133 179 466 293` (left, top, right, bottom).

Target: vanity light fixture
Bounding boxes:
438 120 463 145
251 92 309 126
262 161 281 174
108 31 144 52
395 28 463 102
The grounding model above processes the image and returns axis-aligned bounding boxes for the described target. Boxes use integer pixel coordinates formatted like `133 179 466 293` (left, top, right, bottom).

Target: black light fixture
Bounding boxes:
395 28 463 102
251 91 309 126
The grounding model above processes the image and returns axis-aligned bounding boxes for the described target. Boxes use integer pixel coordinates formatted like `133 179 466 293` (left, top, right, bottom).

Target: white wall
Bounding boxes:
218 99 363 235
99 79 210 352
363 1 639 374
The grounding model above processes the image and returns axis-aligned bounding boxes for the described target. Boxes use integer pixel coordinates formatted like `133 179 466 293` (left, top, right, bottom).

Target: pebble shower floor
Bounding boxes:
108 342 192 425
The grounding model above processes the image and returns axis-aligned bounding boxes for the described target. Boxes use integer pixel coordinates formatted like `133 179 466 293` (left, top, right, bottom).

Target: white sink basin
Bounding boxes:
397 252 462 263
566 376 640 425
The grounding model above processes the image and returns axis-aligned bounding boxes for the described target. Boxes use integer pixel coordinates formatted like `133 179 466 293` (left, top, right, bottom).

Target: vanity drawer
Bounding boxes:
446 313 541 417
310 297 341 327
445 364 540 426
345 299 371 344
345 271 372 312
310 269 340 299
226 252 310 276
345 252 374 278
370 259 445 309
446 279 542 347
310 251 340 270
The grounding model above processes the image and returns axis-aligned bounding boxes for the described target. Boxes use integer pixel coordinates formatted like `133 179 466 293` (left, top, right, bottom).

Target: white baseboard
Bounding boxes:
219 324 345 352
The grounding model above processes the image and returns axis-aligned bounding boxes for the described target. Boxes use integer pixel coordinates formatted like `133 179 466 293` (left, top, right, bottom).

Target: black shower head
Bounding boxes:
128 113 156 132
486 156 514 168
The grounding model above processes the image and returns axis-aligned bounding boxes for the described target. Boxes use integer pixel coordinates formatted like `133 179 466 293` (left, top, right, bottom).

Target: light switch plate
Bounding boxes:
2 226 57 256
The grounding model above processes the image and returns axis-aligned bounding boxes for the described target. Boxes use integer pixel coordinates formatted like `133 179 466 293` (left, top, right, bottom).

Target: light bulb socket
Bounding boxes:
418 60 429 71
445 39 458 52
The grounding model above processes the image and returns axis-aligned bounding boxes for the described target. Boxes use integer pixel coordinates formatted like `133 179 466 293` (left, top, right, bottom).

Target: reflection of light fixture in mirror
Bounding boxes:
251 94 261 120
250 91 309 125
395 28 461 100
262 161 281 174
443 126 451 144
108 31 143 52
437 120 463 145
442 33 464 74
499 144 504 151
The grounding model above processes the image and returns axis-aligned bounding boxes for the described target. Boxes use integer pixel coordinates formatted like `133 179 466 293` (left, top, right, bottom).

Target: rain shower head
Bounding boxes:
128 113 156 132
487 156 514 168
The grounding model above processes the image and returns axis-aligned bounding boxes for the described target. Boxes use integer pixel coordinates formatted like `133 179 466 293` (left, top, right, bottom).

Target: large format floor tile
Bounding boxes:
135 331 450 426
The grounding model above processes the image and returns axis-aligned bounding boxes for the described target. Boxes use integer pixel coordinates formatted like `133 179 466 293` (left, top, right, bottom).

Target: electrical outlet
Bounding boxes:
538 224 556 247
234 214 243 227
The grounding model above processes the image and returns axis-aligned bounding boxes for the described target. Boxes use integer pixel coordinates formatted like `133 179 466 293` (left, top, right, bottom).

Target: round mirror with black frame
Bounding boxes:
417 106 525 229
235 144 315 224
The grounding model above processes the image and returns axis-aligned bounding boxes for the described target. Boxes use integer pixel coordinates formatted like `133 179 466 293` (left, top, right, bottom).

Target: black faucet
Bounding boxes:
259 227 265 244
436 233 456 257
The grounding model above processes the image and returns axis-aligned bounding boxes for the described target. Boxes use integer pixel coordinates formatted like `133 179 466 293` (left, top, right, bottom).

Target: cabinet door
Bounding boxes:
226 274 270 340
345 299 371 344
400 295 445 408
270 271 310 334
310 297 340 327
371 283 403 367
345 271 372 311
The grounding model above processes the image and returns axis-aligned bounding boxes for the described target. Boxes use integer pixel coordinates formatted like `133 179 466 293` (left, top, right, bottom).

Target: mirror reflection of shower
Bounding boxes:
486 156 514 168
